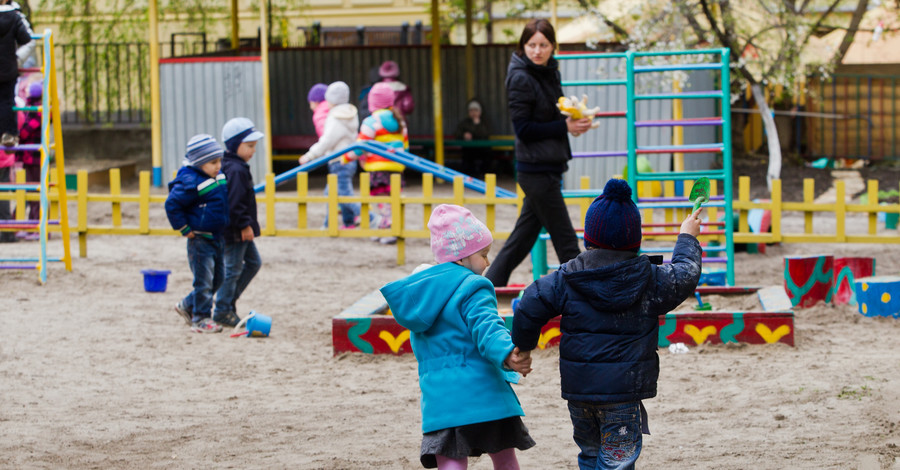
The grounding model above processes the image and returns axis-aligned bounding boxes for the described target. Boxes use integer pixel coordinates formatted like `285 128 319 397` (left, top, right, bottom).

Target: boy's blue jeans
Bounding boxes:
324 159 360 227
567 401 643 470
184 236 224 322
215 240 261 316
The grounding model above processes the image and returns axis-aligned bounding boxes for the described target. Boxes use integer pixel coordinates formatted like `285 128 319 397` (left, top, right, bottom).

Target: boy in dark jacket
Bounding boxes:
213 117 263 327
0 0 33 147
512 178 703 470
165 134 229 333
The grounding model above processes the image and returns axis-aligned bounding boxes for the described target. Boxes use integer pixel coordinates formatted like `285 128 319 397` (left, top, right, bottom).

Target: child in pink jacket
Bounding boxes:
307 83 329 138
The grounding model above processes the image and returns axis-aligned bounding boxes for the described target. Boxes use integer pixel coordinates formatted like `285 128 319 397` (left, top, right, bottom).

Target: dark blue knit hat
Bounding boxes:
583 178 642 251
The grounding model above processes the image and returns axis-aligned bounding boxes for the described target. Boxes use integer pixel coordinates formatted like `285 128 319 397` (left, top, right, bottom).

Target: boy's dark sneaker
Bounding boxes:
212 311 241 328
174 301 192 325
191 318 223 334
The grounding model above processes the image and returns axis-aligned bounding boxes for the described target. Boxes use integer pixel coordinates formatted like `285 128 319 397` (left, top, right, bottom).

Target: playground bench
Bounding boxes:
409 135 515 162
272 134 318 161
272 134 516 167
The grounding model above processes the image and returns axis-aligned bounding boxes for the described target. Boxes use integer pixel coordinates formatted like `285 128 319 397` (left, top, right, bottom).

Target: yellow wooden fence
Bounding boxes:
5 169 900 264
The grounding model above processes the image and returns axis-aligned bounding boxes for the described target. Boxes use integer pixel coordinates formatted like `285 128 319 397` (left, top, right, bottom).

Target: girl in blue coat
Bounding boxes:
380 204 535 469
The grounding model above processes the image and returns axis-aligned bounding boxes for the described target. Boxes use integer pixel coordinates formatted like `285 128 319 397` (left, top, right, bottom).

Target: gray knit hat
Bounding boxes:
184 134 224 167
325 81 350 105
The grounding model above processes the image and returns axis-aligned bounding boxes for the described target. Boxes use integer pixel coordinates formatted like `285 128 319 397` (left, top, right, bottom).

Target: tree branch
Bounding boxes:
675 0 709 44
832 0 869 64
800 0 842 47
573 0 630 39
699 0 757 84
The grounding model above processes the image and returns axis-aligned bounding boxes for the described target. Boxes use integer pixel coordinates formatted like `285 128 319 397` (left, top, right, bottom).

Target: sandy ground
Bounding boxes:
2 177 900 470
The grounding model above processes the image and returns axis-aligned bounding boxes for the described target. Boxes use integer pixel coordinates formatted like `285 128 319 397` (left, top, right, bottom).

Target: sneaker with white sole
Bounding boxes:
174 301 192 325
378 236 397 245
191 318 223 333
1 133 18 147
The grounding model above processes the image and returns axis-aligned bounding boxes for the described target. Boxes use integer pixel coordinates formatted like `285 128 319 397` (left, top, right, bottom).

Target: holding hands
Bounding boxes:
504 346 533 377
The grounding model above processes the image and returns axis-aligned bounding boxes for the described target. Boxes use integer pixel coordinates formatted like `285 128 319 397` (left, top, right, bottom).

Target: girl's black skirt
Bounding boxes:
420 416 536 468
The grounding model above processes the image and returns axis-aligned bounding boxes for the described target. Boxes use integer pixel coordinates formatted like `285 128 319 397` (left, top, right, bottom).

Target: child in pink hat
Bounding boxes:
380 204 535 470
352 81 408 244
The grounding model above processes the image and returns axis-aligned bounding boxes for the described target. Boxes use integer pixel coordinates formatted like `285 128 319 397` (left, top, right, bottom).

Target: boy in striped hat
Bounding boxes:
165 134 229 333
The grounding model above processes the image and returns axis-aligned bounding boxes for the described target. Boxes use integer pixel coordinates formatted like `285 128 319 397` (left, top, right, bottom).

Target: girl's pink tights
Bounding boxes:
435 449 519 470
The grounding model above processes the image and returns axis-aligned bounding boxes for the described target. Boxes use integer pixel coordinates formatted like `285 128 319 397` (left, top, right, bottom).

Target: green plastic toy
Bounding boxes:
689 177 710 213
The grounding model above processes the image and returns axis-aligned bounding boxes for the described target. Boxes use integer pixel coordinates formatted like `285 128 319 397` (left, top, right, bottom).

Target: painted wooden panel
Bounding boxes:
832 257 875 306
854 276 900 318
784 255 834 308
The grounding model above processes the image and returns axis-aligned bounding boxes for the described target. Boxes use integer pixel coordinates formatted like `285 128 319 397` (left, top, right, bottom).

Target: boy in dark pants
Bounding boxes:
213 117 263 327
0 0 32 147
512 178 703 470
165 134 229 333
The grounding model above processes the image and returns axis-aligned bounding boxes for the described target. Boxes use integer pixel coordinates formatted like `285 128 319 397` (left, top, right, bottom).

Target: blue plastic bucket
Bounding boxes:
141 269 171 292
698 269 726 286
245 310 272 337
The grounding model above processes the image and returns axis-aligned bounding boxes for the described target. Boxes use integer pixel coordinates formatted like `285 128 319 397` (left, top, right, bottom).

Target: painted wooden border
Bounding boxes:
332 287 795 355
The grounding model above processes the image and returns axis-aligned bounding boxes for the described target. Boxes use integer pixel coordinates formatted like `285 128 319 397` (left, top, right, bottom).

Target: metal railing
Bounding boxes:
807 73 900 161
53 39 208 126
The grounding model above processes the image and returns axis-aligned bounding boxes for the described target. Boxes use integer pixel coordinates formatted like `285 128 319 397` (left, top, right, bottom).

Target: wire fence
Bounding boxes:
52 39 208 126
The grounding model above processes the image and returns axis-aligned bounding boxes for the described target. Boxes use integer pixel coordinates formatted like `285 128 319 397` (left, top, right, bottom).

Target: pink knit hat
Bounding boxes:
428 204 493 263
367 82 395 112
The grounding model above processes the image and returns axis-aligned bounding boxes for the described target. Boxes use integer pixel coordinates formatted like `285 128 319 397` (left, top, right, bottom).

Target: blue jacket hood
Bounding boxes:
381 263 526 433
562 249 651 310
382 263 467 333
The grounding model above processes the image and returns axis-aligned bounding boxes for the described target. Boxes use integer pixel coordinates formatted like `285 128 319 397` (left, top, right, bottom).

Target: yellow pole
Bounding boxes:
47 31 71 270
673 80 685 186
464 0 474 100
431 0 445 167
231 0 239 49
551 0 558 31
149 0 162 186
260 0 273 174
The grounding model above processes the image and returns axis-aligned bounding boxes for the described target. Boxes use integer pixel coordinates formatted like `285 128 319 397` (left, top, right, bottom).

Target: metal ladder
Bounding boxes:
0 29 72 283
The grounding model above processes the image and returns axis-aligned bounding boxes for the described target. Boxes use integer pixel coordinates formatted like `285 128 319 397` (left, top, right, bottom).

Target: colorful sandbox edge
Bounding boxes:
332 289 795 355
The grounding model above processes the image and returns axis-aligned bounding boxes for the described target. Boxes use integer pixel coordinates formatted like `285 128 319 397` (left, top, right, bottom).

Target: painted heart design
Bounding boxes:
378 329 411 353
755 323 790 344
684 324 717 344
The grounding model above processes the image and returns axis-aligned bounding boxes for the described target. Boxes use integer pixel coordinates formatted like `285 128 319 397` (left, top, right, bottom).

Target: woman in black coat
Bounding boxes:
485 19 593 288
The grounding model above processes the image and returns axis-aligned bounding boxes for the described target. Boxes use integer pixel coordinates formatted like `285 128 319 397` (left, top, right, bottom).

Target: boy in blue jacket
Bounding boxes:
213 117 264 327
165 134 229 333
512 178 703 470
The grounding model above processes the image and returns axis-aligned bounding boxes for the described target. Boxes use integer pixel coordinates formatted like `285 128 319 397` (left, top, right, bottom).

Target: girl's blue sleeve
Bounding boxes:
460 276 515 370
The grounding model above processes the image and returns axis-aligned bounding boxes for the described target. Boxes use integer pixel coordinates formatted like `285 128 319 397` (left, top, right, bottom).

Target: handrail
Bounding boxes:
255 140 518 198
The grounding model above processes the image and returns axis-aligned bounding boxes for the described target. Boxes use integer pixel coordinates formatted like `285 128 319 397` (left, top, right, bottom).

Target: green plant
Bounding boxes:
837 385 871 401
